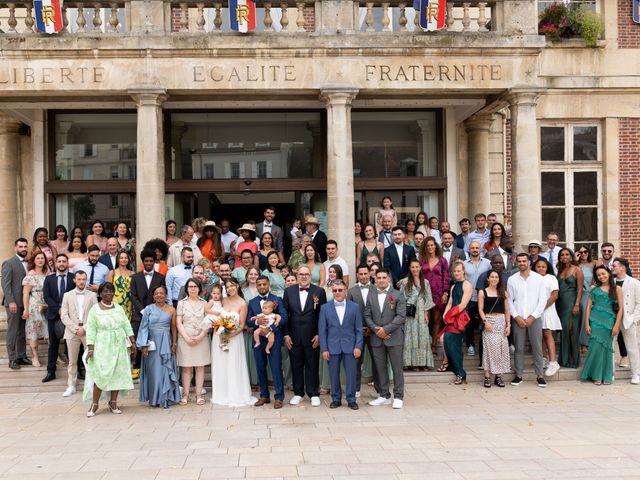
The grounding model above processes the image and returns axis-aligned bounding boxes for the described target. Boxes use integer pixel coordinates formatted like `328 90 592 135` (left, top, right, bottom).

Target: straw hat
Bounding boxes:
203 220 221 233
523 239 542 251
304 215 321 226
237 223 256 233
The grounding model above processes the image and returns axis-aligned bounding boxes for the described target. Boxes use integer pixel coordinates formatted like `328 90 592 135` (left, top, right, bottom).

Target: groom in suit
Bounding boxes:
319 280 363 410
283 265 327 407
364 268 407 409
255 206 284 254
383 226 416 288
247 275 288 409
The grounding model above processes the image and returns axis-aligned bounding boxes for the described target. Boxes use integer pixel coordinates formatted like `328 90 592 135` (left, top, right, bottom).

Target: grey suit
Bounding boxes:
348 284 379 394
1 255 27 361
443 246 467 274
364 287 406 399
256 221 284 253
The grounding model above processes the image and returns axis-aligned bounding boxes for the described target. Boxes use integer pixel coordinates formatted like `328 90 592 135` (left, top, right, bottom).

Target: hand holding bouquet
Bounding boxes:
213 310 240 351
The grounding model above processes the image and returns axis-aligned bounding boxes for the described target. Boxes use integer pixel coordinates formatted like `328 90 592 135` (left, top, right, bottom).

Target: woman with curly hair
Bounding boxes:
139 238 170 276
30 227 57 272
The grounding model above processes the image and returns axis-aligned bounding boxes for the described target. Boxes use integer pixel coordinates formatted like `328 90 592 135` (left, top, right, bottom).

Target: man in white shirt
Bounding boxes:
507 253 548 387
413 231 424 261
441 231 466 271
464 213 490 256
378 215 394 248
166 247 195 306
348 264 375 397
612 258 640 384
324 240 350 286
541 232 562 274
167 225 202 268
219 219 238 267
60 271 97 397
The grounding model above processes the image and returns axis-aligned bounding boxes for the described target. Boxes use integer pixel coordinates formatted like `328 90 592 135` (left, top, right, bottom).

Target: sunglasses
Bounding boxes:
601 249 613 253
578 250 588 255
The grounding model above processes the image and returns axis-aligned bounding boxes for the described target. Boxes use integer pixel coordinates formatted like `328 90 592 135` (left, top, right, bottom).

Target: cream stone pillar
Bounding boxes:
508 90 541 251
465 114 493 217
0 114 22 261
129 87 167 250
320 87 358 280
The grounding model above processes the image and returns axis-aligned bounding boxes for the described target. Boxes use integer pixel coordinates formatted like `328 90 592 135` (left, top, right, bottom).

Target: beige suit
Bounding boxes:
61 289 98 388
620 276 640 377
167 240 202 268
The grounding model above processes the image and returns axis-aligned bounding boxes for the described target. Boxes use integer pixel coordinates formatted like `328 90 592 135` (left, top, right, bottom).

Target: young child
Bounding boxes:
376 196 398 233
252 300 281 354
204 284 224 325
290 218 302 250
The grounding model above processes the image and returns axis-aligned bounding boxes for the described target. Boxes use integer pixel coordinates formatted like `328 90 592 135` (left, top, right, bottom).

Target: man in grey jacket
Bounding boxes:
1 238 30 369
364 268 407 409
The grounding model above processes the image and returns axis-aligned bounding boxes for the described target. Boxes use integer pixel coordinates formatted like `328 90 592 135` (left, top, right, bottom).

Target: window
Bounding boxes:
110 166 119 179
540 122 601 252
84 144 96 157
257 161 268 179
110 195 119 208
204 164 214 179
537 0 597 13
230 162 240 179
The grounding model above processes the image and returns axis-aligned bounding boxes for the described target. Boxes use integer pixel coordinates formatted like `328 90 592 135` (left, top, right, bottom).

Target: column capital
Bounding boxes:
506 89 543 108
464 113 494 133
128 86 168 107
0 112 22 134
319 86 359 107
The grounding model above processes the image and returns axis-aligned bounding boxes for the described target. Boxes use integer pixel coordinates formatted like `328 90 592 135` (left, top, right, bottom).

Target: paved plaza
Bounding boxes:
1 380 640 480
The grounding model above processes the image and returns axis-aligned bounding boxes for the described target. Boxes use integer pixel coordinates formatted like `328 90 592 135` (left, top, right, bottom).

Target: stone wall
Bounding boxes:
619 118 640 273
504 118 512 227
618 0 640 48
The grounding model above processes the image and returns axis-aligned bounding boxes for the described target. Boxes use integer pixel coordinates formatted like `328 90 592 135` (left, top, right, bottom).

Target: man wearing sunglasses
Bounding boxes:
598 243 616 270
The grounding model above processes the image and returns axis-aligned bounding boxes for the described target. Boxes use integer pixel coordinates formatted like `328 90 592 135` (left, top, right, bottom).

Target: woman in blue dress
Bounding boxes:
136 285 181 408
581 265 623 385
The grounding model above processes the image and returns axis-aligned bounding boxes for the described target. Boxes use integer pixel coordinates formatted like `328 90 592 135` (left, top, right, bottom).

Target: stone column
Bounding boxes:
320 87 358 279
129 87 168 250
508 90 541 250
0 113 22 261
465 114 494 217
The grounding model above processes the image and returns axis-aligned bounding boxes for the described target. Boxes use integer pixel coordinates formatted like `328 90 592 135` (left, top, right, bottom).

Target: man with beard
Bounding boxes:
2 238 30 369
166 247 195 307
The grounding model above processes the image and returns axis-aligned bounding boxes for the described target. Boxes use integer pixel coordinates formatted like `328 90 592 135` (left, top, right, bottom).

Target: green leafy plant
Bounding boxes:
575 8 602 47
538 3 602 47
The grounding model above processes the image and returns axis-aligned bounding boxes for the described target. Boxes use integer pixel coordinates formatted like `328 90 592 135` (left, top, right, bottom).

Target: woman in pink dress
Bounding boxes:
30 227 57 272
86 220 108 254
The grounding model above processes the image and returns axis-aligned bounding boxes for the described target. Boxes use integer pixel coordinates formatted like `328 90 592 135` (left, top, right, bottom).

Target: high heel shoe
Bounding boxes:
108 401 122 414
86 403 99 417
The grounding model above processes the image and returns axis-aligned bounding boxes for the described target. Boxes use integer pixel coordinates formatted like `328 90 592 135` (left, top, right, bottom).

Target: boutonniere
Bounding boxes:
453 255 459 261
313 295 319 310
387 295 395 308
273 301 279 310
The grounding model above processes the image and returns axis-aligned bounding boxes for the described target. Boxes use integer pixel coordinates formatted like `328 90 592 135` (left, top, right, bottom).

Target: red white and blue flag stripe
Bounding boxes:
633 0 639 24
230 0 256 33
414 0 446 31
34 0 63 34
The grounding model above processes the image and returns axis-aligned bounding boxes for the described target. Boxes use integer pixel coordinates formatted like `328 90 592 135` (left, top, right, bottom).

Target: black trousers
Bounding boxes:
290 342 319 398
464 301 482 356
618 331 627 358
131 319 142 369
46 317 62 375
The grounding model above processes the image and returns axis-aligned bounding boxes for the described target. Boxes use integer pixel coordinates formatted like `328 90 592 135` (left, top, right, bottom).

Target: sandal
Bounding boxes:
593 381 602 386
483 378 491 388
495 376 505 388
86 402 99 418
179 396 189 405
437 363 449 372
454 375 466 385
196 396 205 405
108 401 122 414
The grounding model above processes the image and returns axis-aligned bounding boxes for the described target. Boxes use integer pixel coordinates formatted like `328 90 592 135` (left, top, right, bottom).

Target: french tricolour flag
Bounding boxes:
230 0 256 33
34 0 63 34
415 0 446 31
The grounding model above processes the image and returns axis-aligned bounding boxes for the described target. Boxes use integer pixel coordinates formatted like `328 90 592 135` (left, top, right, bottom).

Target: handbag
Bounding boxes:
147 340 157 352
406 304 417 317
54 318 65 338
37 303 48 314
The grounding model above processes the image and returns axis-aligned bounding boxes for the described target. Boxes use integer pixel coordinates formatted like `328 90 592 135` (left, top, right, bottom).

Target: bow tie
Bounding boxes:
377 289 388 295
443 248 450 252
145 271 153 276
184 266 192 270
264 223 272 227
334 301 345 307
299 287 309 292
259 296 268 301
358 283 369 289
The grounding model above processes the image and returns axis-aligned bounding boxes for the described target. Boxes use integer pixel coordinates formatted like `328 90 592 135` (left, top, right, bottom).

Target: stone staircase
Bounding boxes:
0 328 632 395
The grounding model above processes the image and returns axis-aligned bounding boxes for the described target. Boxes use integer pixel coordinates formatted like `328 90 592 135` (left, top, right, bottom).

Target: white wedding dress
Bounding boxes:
211 329 256 407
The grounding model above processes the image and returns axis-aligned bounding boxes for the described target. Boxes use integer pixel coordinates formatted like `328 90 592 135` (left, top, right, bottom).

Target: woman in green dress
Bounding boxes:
108 250 134 320
287 235 312 272
356 224 384 266
556 248 584 368
581 265 623 385
400 260 435 370
262 251 286 298
84 282 135 417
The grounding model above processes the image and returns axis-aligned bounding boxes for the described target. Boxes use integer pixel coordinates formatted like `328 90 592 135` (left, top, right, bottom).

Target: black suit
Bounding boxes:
130 270 166 369
383 243 416 287
42 272 75 374
310 230 328 262
98 253 117 271
283 284 327 398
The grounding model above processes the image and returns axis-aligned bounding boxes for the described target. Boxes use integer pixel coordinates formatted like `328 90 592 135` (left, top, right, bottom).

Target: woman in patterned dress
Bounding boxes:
419 236 450 367
21 251 50 367
84 282 135 417
108 250 134 321
115 222 136 268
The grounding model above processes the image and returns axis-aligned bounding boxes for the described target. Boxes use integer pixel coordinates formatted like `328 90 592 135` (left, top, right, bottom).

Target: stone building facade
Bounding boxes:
0 0 639 277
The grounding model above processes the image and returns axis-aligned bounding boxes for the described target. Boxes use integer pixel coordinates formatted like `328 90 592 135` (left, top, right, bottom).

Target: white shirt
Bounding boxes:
377 289 389 312
17 254 28 273
507 270 547 320
441 245 453 265
394 242 404 267
221 231 238 254
323 255 349 279
430 229 442 245
143 269 154 289
358 284 370 306
75 289 86 325
109 254 117 269
334 300 346 325
380 231 392 248
541 246 562 274
262 222 273 233
299 285 309 308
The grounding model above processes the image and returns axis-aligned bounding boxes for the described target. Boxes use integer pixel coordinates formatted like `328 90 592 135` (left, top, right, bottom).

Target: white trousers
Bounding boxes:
621 323 640 377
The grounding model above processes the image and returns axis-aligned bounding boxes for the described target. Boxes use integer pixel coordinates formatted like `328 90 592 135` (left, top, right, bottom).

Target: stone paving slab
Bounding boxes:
1 381 640 479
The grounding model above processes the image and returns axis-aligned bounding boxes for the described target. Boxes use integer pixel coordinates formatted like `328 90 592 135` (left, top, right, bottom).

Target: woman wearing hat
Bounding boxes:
231 224 259 269
197 221 222 264
525 240 543 269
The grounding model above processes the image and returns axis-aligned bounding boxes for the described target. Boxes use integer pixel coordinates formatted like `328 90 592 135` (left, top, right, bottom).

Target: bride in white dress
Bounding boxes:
211 278 256 407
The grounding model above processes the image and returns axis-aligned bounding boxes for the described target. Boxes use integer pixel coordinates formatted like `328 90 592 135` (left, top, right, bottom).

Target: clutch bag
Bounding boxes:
147 340 157 352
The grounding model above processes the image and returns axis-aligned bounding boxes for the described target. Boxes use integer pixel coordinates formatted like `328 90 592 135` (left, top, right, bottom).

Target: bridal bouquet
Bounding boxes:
212 310 240 352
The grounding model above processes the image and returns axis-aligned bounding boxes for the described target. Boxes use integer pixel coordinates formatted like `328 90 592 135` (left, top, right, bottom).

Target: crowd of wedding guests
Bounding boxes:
2 199 640 416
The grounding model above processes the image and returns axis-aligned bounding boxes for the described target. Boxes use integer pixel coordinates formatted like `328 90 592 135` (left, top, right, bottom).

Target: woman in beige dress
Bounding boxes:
176 278 211 405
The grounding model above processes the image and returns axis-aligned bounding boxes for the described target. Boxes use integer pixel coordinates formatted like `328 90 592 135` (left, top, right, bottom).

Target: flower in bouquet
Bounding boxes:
213 310 240 351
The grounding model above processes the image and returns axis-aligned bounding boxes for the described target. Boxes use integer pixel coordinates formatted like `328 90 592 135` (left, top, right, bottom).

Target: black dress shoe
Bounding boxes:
348 402 359 410
77 371 86 380
41 373 56 383
329 401 341 409
17 357 32 366
9 361 21 370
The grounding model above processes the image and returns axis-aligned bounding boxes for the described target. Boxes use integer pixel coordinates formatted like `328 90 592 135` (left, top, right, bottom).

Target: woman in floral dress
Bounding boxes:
21 251 49 367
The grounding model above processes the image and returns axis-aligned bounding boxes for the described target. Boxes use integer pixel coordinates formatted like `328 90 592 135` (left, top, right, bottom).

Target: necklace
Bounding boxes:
100 301 114 308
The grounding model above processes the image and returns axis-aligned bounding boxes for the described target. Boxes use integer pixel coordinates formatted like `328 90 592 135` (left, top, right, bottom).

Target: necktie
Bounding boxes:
58 275 66 302
300 287 309 292
549 250 554 267
145 271 153 276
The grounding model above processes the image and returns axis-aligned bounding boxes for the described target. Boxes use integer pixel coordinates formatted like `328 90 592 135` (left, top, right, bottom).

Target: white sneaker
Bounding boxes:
543 357 549 369
289 395 303 405
355 391 361 398
310 396 321 407
368 396 392 406
545 361 560 377
201 387 207 395
631 375 640 385
392 398 403 409
509 344 515 354
62 387 76 397
467 346 476 356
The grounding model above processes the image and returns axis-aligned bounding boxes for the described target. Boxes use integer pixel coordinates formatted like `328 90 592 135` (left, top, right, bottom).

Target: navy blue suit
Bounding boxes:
383 243 416 287
42 272 75 374
319 300 363 404
246 293 288 401
98 253 116 271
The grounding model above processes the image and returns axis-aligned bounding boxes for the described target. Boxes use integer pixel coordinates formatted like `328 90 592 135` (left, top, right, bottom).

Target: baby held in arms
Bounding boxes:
252 300 281 354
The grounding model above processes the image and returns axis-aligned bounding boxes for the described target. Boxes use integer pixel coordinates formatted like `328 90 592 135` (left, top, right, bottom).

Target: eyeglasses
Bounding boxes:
297 273 310 277
187 285 199 289
601 249 613 253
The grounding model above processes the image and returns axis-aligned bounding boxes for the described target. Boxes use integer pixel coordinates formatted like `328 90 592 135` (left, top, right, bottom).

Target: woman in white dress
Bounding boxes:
534 258 562 377
211 278 256 407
